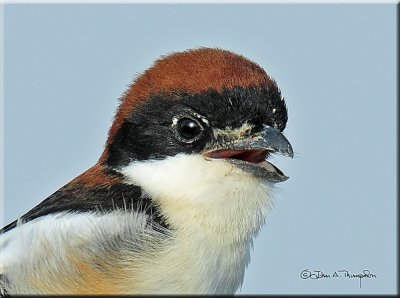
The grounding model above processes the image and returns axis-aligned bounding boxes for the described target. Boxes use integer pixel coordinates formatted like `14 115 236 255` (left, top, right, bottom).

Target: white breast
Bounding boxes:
119 153 275 293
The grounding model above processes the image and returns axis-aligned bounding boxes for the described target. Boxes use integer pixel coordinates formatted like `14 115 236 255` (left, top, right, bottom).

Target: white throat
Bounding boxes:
120 154 274 241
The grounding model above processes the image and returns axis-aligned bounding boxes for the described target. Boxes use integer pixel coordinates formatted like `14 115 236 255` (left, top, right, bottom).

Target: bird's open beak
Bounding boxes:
203 125 293 182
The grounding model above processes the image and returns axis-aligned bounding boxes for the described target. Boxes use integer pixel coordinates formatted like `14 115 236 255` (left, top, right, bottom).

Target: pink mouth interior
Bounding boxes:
205 149 268 164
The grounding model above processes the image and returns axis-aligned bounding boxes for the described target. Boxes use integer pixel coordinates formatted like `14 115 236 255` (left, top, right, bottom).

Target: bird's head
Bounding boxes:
98 48 293 240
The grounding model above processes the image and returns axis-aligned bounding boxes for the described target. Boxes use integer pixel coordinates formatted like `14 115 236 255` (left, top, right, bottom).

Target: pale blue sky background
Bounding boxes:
2 3 397 294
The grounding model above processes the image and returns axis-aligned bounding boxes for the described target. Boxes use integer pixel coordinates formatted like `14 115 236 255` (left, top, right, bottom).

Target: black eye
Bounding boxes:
174 117 204 143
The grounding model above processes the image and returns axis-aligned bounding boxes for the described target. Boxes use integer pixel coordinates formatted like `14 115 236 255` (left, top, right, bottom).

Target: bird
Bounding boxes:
0 47 293 295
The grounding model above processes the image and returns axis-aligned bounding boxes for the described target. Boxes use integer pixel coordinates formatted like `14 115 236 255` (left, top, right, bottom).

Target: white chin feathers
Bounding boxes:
119 154 275 243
